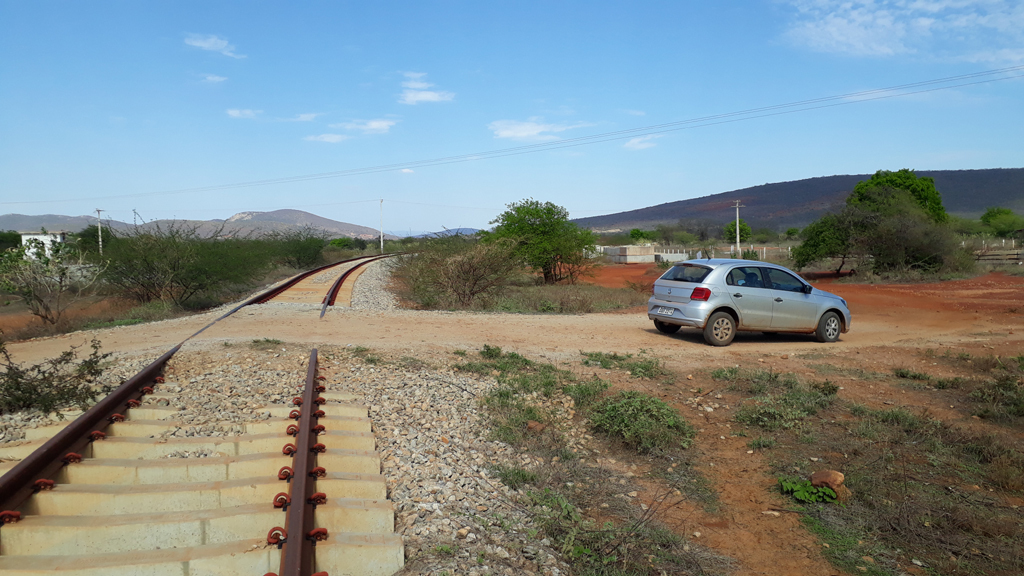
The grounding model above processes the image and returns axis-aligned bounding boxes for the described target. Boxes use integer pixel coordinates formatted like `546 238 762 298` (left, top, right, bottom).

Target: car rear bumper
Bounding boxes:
647 297 709 328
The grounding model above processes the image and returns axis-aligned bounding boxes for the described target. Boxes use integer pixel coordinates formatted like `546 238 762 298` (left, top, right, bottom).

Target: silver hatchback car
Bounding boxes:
647 259 851 346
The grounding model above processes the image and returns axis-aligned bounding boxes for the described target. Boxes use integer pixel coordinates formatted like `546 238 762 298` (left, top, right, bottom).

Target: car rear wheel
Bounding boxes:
815 311 841 343
703 312 736 346
654 320 681 334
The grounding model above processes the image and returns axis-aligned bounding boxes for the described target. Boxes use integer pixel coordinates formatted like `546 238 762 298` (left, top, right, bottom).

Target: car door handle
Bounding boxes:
774 297 783 302
733 293 743 298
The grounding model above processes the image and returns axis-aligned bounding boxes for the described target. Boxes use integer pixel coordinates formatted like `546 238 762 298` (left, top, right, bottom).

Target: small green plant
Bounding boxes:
480 344 503 359
748 436 777 450
490 464 538 490
711 366 740 380
893 367 930 380
779 477 837 503
581 350 668 379
349 346 369 354
562 378 609 409
250 338 283 349
435 544 456 556
452 349 467 356
591 390 696 453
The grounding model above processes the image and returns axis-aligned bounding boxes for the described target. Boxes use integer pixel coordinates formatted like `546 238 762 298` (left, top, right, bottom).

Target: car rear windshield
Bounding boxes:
660 264 712 283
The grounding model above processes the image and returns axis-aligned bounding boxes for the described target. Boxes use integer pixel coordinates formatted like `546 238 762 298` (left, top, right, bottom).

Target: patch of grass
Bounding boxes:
434 544 456 556
250 338 283 349
489 464 538 490
562 378 610 409
527 487 707 576
591 391 696 453
452 349 467 356
711 366 740 380
735 380 838 431
800 514 889 576
398 356 428 371
808 363 883 380
969 371 1024 420
580 350 669 379
933 376 966 389
748 436 777 450
893 367 930 380
349 345 369 354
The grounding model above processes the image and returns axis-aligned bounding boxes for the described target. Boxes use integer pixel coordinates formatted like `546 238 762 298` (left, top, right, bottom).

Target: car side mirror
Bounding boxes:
803 284 813 294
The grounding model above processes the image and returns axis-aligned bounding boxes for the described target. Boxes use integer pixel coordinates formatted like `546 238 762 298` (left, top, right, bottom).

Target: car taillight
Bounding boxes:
690 287 711 301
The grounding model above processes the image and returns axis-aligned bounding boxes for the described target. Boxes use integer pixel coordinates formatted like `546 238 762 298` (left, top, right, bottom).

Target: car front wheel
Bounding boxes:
703 312 736 346
815 311 841 343
654 320 681 334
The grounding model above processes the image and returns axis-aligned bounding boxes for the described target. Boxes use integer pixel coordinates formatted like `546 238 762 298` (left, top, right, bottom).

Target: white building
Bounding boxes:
19 231 68 258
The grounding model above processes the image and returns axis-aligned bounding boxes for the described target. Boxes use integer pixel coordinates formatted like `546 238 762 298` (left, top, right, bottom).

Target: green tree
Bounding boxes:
785 227 800 241
483 199 597 284
847 169 948 223
722 219 752 243
629 228 657 243
986 213 1024 237
0 230 20 252
792 213 853 273
980 207 1014 226
329 236 369 250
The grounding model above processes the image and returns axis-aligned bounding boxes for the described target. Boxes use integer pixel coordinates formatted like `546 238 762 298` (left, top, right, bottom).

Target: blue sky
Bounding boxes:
1 1 1022 234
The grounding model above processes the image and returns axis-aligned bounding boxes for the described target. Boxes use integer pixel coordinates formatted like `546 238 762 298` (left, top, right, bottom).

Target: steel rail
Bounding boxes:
279 348 322 575
0 258 348 513
0 344 180 512
319 254 397 318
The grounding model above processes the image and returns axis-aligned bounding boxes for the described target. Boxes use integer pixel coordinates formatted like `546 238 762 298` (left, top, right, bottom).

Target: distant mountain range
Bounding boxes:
0 209 397 240
572 168 1024 231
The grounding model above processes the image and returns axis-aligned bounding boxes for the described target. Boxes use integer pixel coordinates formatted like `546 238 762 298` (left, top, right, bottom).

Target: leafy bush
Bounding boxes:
0 237 103 325
100 223 276 306
779 477 837 504
392 234 521 308
591 391 696 453
1 337 110 416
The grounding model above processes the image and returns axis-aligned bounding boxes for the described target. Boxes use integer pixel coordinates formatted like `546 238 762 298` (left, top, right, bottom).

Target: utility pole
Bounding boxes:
732 200 744 258
95 209 104 256
379 199 384 254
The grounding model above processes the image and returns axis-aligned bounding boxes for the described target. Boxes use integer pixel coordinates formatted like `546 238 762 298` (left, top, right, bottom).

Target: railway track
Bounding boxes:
0 255 402 576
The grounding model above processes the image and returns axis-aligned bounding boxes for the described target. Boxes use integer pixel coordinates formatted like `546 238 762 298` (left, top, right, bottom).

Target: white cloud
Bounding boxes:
331 119 399 134
185 34 246 59
623 109 646 116
400 168 414 173
624 135 662 150
290 113 321 122
304 134 348 143
782 1 1024 60
488 118 591 141
398 72 454 104
203 74 227 83
226 109 261 118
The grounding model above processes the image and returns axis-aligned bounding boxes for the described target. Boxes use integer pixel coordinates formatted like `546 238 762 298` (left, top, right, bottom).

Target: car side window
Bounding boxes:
766 268 805 292
726 267 766 289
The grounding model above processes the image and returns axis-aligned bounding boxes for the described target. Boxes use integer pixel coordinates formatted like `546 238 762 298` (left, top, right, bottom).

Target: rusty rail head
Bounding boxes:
319 254 398 318
279 348 321 576
0 344 181 512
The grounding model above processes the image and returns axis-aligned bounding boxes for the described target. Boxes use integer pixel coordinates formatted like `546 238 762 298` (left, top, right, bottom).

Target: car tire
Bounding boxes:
763 332 779 337
815 311 841 343
654 320 681 334
703 312 736 346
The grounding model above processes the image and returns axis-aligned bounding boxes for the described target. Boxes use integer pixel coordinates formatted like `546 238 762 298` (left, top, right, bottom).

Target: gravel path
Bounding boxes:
351 257 399 311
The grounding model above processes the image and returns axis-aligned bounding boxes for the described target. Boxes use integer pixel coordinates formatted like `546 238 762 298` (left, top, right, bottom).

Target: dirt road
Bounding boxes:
5 268 1024 576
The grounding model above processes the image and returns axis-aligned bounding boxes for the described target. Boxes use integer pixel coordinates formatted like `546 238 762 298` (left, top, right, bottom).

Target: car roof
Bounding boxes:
675 258 774 268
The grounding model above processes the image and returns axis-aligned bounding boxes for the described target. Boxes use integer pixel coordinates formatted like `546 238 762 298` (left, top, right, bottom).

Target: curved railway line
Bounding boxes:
0 255 402 576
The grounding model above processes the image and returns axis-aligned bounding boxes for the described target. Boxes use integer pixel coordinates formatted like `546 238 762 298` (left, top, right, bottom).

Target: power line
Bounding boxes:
4 65 1022 207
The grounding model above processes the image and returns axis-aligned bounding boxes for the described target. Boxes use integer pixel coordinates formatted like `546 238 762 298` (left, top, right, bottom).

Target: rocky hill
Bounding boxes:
572 168 1024 231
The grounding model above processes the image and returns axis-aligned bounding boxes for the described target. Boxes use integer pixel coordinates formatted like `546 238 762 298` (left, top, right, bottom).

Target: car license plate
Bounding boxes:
656 307 674 316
